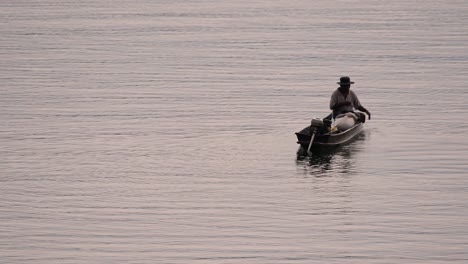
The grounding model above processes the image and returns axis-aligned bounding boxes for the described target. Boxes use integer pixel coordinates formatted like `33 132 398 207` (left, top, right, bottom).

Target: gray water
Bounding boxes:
2 0 468 263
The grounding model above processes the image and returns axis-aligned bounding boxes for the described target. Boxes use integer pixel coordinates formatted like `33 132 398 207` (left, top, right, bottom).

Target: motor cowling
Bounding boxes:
310 118 324 134
311 118 324 128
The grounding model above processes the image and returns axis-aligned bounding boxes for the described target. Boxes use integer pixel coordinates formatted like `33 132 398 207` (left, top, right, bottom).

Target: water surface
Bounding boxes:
1 0 468 263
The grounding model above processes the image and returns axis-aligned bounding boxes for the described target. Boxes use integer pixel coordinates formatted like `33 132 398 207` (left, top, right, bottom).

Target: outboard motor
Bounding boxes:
307 118 323 156
311 118 324 129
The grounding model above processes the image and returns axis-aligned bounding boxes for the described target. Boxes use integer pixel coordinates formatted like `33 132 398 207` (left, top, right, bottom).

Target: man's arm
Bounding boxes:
357 105 371 120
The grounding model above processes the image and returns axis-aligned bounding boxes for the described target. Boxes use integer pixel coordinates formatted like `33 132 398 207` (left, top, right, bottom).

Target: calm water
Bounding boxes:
2 0 468 263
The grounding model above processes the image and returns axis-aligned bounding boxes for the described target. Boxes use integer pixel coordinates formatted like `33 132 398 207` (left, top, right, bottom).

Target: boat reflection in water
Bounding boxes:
296 132 367 177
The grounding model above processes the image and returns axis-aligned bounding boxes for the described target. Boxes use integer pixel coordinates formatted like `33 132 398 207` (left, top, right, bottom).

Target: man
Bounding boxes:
329 76 371 120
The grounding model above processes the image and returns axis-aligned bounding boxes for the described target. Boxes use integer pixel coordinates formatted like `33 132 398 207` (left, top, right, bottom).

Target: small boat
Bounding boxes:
295 112 366 153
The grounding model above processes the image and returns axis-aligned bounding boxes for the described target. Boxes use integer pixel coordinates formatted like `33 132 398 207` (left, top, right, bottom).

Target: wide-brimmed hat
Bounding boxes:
337 76 355 85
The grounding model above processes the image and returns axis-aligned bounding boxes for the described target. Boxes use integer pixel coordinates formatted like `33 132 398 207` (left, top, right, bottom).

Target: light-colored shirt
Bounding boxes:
329 88 361 113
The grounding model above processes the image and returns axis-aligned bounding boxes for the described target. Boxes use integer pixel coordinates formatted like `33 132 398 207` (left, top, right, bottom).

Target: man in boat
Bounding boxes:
329 76 371 121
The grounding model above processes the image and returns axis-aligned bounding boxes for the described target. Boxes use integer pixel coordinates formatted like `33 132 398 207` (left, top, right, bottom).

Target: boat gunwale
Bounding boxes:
313 123 364 146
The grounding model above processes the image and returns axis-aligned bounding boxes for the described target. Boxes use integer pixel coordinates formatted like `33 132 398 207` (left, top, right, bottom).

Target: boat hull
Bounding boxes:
296 122 364 149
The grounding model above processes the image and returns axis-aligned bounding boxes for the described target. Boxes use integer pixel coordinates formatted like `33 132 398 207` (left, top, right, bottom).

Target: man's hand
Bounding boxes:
366 110 371 120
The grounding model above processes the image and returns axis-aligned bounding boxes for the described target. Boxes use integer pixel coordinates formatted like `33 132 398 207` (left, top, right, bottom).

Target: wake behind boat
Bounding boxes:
295 112 366 155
